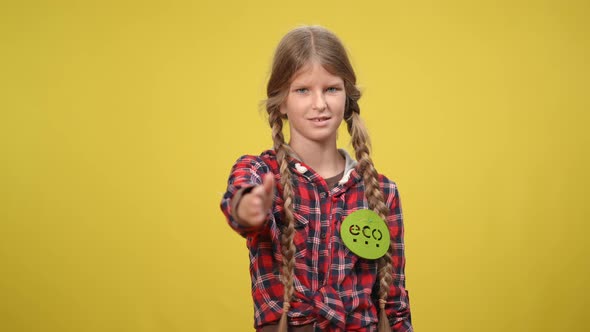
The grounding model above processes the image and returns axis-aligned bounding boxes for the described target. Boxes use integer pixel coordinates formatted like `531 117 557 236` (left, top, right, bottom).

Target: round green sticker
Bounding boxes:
340 210 390 259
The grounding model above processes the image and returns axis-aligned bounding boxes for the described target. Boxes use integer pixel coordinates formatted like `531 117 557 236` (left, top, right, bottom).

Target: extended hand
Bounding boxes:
236 173 275 228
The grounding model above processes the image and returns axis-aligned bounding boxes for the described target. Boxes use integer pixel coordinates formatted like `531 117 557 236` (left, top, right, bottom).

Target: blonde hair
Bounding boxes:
266 25 394 332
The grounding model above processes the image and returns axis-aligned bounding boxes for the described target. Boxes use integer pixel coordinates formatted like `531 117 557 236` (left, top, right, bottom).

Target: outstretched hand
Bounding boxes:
236 173 275 228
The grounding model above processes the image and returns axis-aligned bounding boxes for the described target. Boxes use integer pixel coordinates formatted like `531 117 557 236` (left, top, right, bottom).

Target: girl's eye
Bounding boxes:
295 88 308 94
326 87 340 93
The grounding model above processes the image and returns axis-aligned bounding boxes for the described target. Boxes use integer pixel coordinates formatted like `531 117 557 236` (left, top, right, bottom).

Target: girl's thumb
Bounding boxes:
262 173 275 196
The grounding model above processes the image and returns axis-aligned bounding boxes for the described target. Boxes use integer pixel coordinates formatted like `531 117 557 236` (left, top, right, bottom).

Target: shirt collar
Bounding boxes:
283 147 359 186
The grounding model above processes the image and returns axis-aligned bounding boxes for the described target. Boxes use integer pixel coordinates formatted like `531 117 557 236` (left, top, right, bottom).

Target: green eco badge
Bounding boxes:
340 210 390 259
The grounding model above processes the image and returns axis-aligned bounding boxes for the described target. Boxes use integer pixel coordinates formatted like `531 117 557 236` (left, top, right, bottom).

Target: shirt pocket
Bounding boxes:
291 211 309 259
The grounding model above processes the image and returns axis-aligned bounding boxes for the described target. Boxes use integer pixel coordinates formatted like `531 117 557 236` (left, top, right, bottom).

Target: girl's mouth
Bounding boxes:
310 117 330 122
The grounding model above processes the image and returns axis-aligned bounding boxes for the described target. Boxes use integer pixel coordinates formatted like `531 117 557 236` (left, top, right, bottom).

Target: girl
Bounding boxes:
220 25 412 332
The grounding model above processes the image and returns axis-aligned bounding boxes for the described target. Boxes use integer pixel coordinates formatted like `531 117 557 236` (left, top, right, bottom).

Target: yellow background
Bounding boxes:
1 0 588 331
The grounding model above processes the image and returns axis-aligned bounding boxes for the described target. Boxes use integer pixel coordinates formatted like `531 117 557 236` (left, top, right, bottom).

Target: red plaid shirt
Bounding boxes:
220 149 412 332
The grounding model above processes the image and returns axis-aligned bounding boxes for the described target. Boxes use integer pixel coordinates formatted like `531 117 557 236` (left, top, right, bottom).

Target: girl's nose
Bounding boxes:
312 91 327 111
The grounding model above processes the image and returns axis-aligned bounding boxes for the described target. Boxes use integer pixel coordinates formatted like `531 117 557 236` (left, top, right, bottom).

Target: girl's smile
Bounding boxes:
309 115 332 125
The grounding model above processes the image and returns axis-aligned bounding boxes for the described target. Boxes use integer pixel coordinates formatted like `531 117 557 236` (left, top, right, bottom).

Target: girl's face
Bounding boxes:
280 62 346 147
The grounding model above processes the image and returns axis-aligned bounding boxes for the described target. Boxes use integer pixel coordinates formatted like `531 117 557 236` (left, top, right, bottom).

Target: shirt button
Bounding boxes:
320 192 326 198
320 232 327 239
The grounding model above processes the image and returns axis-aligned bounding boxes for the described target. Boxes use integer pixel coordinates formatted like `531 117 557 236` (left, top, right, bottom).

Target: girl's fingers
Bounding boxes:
252 175 274 202
239 191 266 226
239 175 276 226
246 196 262 212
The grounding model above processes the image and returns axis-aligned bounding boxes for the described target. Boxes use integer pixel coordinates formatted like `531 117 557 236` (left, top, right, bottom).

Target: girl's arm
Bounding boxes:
220 155 274 237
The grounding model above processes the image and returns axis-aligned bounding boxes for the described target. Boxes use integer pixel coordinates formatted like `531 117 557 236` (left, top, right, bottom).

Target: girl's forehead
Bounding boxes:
290 62 343 84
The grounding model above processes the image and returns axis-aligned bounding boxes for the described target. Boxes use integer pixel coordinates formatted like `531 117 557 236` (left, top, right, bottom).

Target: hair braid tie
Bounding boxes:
277 301 291 332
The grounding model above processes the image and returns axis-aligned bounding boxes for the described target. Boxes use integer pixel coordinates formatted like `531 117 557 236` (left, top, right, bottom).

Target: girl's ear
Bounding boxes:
279 103 287 115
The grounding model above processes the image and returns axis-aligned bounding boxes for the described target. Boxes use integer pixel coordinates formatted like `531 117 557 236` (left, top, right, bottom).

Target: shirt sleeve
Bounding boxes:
382 180 413 331
220 155 272 238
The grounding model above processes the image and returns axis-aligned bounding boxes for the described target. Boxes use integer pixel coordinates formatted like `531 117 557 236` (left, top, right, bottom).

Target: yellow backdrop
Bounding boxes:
1 0 588 331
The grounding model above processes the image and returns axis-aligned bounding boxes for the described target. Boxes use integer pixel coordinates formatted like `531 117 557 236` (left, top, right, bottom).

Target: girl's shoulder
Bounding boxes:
376 173 401 198
377 172 395 185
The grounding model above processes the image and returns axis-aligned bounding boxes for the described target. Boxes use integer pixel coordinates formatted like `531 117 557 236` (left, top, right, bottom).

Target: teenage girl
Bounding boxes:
221 25 412 332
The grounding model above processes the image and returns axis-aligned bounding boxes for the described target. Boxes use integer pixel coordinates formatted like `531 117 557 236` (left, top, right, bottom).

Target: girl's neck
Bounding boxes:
288 140 345 179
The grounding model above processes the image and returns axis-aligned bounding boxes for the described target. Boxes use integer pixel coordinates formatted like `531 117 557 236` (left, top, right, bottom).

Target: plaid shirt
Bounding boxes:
220 149 412 332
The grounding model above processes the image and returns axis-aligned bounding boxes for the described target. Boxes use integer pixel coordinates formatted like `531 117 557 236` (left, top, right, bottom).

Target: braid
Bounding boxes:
269 110 297 332
346 102 394 332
